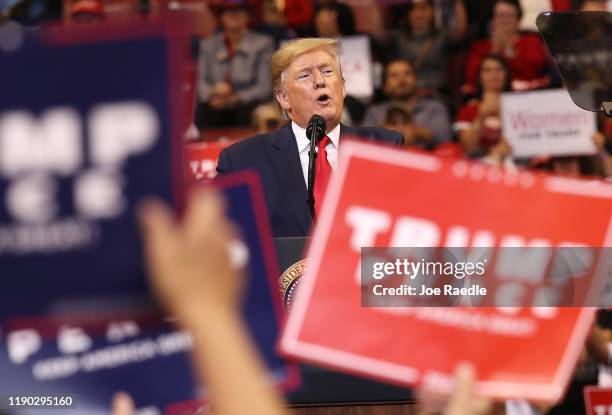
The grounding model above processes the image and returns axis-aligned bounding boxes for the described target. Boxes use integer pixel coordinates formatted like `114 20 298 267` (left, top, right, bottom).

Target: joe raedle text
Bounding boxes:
372 283 487 297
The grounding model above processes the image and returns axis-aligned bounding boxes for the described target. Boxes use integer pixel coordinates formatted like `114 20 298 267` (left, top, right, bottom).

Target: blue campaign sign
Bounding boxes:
215 172 291 386
0 315 197 414
0 173 296 413
0 22 185 317
0 23 294 413
166 172 298 414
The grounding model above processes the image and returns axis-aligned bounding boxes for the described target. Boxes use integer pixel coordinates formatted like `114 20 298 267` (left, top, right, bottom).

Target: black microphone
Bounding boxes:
305 115 326 220
306 114 326 144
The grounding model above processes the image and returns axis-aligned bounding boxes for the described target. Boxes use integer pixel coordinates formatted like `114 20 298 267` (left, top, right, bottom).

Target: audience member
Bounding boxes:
149 0 217 39
531 132 610 178
313 0 355 33
389 0 467 95
348 0 386 40
313 2 356 38
69 0 104 22
418 363 492 415
551 156 600 177
381 104 418 148
454 54 514 167
257 0 311 46
545 318 608 415
195 0 274 129
257 0 288 46
603 155 612 179
252 101 283 134
601 122 612 178
285 0 315 30
363 58 451 147
464 0 550 93
588 310 612 366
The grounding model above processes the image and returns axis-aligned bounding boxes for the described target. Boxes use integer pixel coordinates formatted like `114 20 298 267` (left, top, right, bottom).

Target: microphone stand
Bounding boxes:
306 114 325 220
307 130 318 220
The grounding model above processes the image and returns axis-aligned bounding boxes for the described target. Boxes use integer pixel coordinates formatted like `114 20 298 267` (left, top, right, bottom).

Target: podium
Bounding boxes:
275 237 417 415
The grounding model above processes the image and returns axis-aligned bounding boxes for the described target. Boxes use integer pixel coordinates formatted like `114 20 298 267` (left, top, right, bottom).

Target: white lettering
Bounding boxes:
6 174 57 223
89 102 158 167
7 329 41 364
106 321 140 343
389 216 440 247
0 108 81 176
58 326 92 355
74 169 125 219
345 206 391 249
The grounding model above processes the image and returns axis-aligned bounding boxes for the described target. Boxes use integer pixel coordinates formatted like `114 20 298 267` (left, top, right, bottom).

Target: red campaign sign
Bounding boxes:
183 141 234 183
584 386 612 415
280 139 612 402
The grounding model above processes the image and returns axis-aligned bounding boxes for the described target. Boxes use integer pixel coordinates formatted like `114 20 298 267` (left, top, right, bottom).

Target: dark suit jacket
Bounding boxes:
216 123 404 237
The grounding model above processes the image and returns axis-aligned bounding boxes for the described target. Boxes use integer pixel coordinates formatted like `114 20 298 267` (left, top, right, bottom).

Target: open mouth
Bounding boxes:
316 94 332 105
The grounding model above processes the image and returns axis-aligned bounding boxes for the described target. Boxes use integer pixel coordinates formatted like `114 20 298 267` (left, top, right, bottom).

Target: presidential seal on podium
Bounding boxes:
279 259 307 309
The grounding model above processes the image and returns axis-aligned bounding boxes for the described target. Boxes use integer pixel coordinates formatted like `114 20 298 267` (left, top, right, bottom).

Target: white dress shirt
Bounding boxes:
291 121 340 187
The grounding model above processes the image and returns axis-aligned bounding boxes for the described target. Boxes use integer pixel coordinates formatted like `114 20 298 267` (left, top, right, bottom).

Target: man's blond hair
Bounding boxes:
271 38 341 91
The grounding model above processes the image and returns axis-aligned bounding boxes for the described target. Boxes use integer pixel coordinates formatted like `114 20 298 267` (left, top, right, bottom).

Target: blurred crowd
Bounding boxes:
181 0 612 180
196 0 608 180
3 0 612 179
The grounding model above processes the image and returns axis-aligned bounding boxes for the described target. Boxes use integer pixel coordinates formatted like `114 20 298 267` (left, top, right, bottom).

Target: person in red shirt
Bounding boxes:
464 0 550 93
455 54 512 164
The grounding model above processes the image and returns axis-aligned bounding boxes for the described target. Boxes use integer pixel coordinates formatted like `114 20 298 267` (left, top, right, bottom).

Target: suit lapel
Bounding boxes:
340 123 348 137
340 123 359 141
267 123 311 234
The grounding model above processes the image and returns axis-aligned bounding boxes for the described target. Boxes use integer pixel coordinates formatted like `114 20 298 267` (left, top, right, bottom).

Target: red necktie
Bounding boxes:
314 135 332 218
551 0 570 10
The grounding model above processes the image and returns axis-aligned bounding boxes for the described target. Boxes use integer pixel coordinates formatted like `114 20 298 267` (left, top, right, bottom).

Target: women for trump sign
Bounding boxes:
501 89 597 158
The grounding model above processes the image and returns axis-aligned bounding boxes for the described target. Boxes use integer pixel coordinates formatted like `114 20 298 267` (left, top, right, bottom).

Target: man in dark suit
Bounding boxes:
217 38 403 237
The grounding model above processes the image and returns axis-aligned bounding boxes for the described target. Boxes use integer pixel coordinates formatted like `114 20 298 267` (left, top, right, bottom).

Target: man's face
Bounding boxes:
221 8 249 32
315 9 340 37
409 2 434 33
275 49 345 130
384 60 416 100
492 2 519 35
